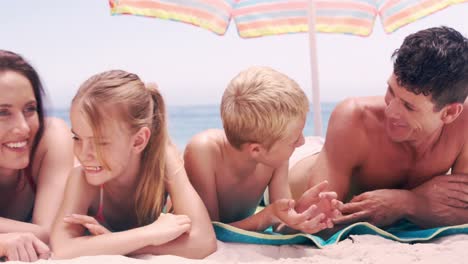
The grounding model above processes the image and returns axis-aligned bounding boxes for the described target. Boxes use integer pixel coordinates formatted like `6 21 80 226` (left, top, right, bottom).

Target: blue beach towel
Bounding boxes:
213 221 468 248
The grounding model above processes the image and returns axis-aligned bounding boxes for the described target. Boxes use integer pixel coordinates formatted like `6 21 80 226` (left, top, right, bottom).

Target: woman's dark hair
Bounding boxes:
0 50 46 186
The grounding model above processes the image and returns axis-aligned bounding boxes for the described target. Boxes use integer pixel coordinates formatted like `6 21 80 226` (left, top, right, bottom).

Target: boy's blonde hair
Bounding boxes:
221 66 309 150
72 70 168 226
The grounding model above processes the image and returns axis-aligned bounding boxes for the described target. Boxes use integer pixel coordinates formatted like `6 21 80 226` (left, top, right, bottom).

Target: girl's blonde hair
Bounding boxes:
72 70 168 226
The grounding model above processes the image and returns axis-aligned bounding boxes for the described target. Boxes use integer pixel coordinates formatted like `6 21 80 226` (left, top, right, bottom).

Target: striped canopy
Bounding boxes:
109 0 467 38
109 0 466 136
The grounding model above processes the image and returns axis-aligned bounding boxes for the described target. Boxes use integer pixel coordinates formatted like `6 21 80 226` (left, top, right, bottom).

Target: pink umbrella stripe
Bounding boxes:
110 0 233 35
233 0 309 37
380 0 467 33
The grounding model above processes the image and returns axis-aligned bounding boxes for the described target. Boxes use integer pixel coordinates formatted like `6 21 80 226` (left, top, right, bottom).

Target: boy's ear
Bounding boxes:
246 142 263 158
133 127 151 153
441 103 464 124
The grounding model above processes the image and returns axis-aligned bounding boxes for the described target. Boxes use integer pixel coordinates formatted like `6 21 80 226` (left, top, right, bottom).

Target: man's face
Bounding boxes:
384 74 444 142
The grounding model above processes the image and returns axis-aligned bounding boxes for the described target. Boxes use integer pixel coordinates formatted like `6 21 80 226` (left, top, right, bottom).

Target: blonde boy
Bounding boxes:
184 66 337 233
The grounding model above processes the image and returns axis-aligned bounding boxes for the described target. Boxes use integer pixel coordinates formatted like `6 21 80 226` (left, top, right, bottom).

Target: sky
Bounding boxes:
1 1 467 109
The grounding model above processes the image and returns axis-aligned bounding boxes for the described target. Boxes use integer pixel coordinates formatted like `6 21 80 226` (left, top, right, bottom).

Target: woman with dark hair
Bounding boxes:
0 50 74 262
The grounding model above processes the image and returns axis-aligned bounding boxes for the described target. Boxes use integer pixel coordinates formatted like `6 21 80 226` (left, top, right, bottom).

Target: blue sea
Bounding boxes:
48 103 337 149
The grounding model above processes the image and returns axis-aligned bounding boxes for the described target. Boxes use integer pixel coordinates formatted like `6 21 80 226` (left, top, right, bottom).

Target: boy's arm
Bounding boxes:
228 163 290 231
183 133 220 221
229 163 326 233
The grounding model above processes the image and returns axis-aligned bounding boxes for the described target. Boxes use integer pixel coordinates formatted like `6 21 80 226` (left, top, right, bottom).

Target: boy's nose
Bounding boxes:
296 134 305 147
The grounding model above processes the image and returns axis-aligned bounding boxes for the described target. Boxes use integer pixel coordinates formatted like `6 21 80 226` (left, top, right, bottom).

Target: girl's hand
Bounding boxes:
63 214 111 235
0 233 50 262
145 213 191 246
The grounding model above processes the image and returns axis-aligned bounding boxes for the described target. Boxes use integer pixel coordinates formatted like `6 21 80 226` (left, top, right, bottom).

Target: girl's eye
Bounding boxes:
72 135 80 141
0 109 10 116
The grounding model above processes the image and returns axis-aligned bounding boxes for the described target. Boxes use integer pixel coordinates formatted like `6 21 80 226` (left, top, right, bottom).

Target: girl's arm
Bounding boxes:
50 167 187 259
133 143 217 259
1 118 74 243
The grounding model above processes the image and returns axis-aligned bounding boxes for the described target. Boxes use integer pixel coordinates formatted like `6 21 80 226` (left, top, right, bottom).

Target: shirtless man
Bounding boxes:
289 26 468 228
185 66 339 234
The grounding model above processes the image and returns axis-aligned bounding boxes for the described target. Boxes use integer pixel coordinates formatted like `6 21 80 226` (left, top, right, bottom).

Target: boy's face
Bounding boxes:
259 117 306 168
384 74 445 142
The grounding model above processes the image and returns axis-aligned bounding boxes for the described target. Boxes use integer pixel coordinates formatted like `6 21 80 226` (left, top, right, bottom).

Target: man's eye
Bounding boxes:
0 109 10 116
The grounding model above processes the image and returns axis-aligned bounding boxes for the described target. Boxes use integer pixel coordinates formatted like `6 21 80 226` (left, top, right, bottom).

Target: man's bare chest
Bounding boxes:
355 148 455 191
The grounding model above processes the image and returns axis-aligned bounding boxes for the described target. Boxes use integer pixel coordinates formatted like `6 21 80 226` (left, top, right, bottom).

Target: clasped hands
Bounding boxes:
271 181 342 234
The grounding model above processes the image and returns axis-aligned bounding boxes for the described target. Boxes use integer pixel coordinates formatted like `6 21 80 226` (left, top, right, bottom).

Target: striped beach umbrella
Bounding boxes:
109 0 467 136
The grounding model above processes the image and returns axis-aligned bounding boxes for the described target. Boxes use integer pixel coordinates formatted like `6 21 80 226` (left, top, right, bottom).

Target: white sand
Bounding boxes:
11 234 468 264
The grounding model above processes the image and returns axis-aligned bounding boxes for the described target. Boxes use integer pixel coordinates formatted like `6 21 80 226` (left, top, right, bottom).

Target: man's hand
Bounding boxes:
409 175 468 226
413 175 468 208
334 189 410 227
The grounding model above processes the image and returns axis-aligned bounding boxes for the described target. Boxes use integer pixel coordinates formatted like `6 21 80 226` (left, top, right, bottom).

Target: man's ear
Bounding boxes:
441 103 464 124
133 127 151 153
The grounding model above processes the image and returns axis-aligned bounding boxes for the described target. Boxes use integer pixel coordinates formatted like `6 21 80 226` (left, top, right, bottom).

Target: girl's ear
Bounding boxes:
133 127 151 153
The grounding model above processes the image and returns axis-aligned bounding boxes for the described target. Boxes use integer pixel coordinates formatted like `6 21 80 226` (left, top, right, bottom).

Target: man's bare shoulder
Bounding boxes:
324 97 386 161
329 97 385 135
450 102 468 142
455 102 468 130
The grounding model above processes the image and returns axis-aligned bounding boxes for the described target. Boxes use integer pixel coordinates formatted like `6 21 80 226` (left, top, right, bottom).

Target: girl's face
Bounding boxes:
70 104 137 186
0 71 39 172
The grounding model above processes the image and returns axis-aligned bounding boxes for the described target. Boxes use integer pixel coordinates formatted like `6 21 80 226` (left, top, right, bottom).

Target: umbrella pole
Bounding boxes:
307 0 323 137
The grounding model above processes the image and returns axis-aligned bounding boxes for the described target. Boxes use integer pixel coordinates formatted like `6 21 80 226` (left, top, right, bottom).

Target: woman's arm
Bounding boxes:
134 143 217 259
1 118 74 243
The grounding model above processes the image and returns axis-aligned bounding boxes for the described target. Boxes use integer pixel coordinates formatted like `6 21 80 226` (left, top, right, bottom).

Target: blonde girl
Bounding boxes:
50 70 216 259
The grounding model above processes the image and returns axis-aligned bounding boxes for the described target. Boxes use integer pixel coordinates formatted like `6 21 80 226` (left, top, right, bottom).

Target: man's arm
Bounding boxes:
303 98 368 200
336 113 468 228
406 138 468 227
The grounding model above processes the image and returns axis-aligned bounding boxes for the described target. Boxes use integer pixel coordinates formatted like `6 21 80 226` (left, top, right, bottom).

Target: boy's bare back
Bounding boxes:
184 129 276 223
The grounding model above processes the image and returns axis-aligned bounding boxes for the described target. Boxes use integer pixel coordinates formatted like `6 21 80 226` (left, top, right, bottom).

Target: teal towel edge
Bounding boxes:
212 221 468 247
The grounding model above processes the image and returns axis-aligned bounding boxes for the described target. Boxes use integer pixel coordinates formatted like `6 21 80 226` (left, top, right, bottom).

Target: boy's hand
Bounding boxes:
271 199 328 234
63 214 111 235
296 181 341 223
